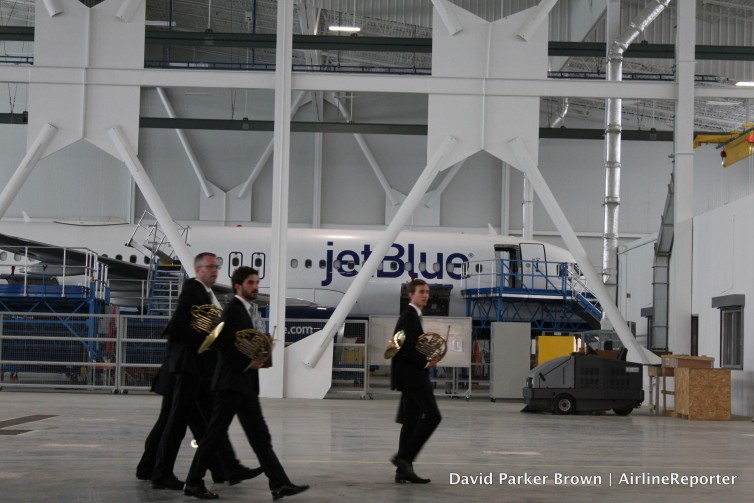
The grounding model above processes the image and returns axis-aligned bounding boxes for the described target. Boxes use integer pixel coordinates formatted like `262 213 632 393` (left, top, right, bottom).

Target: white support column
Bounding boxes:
0 124 57 219
669 0 695 354
312 132 323 228
266 0 294 398
108 125 195 271
328 93 399 206
156 87 214 199
509 137 657 365
522 175 534 240
300 135 458 373
501 161 510 236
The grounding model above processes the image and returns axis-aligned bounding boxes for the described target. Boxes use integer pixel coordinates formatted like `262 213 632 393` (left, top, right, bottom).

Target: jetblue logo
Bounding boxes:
322 241 469 286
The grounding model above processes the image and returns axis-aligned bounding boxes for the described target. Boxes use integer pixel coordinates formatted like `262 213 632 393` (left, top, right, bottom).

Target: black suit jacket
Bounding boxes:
165 278 215 377
212 297 262 396
391 305 429 391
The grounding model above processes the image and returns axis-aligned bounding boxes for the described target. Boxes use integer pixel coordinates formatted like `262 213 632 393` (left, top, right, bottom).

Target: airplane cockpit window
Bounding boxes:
129 255 137 264
291 259 298 269
116 254 123 261
319 259 326 269
305 259 312 269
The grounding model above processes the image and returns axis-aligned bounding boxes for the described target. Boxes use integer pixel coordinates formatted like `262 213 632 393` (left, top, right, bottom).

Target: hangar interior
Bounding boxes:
0 2 753 407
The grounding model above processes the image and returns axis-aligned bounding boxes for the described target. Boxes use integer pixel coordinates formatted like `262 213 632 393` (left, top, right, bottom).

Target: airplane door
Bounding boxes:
519 243 548 290
227 252 243 278
251 252 266 280
494 245 519 288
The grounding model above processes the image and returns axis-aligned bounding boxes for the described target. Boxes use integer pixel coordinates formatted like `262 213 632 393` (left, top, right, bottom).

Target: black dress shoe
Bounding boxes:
395 472 431 484
271 483 310 500
136 472 151 481
226 466 265 486
183 483 219 500
390 455 412 474
151 475 184 490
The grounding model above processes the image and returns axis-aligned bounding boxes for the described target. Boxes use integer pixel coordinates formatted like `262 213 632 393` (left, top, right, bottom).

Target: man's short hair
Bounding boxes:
194 252 216 267
231 266 259 288
407 278 428 294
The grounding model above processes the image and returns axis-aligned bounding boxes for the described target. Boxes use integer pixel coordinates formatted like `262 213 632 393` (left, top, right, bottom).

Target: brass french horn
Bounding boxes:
191 304 222 333
234 328 273 363
384 330 448 362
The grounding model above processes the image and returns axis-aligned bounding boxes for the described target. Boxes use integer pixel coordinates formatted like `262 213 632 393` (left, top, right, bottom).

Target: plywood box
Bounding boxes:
661 355 714 369
674 368 730 421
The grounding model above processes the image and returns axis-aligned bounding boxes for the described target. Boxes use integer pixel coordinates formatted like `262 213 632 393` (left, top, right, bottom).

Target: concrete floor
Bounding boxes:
0 390 752 503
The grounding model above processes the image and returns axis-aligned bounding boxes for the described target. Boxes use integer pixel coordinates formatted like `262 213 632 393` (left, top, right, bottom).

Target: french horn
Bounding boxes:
198 325 272 366
384 330 448 362
191 304 222 333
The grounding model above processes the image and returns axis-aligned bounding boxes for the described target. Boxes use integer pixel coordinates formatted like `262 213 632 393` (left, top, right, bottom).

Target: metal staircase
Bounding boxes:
126 211 189 315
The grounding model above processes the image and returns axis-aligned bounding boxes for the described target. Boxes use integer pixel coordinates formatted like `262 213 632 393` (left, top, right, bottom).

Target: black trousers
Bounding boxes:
186 389 290 490
137 387 240 480
396 377 442 464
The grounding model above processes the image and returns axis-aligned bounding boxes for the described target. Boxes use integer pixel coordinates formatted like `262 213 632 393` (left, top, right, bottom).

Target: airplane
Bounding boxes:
0 220 587 319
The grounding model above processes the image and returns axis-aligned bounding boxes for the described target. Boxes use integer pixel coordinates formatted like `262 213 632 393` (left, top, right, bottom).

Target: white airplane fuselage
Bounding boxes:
0 222 579 317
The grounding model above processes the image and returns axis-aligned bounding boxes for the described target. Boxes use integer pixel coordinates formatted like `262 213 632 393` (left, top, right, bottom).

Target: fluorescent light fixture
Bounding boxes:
146 20 177 27
328 25 360 32
735 81 754 87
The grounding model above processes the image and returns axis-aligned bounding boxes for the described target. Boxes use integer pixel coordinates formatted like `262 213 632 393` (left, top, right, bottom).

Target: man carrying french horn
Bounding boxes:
184 266 309 500
390 279 442 484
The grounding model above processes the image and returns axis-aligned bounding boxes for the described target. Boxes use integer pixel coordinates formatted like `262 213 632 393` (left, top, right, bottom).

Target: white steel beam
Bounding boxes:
156 87 214 198
0 123 57 219
303 134 458 370
518 0 558 42
108 125 194 272
509 136 657 365
425 159 464 208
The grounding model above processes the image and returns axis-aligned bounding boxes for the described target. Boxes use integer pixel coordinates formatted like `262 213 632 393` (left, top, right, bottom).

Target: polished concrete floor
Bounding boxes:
0 389 752 503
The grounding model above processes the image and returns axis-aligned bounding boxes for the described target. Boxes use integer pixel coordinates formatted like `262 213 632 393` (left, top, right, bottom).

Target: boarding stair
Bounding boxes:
126 211 189 315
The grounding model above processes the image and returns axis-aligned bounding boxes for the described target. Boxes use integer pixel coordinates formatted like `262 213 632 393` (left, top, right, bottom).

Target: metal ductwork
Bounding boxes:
602 0 671 299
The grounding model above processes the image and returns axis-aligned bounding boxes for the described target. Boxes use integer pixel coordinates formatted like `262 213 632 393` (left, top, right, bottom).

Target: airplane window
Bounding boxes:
319 259 326 269
406 262 413 272
419 262 426 272
305 259 312 269
333 260 341 269
216 257 224 266
116 254 123 261
254 258 262 267
13 253 21 261
390 262 398 271
433 262 441 273
0 252 6 261
345 261 355 270
232 257 240 267
377 263 384 271
101 254 108 258
129 255 137 264
475 263 482 273
291 259 298 269
143 256 150 264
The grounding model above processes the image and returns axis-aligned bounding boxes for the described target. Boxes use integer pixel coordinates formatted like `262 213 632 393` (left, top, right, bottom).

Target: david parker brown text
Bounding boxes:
449 472 737 488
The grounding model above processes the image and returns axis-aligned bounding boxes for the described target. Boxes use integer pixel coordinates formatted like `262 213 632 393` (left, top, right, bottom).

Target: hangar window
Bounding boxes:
305 259 312 269
290 259 298 269
713 295 744 370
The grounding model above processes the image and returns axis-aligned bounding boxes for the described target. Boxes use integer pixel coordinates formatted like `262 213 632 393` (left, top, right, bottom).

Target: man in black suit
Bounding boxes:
183 266 309 500
390 279 442 484
149 253 261 489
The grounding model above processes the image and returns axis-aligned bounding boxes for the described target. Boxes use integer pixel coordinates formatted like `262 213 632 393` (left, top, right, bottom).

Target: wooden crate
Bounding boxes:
674 368 731 420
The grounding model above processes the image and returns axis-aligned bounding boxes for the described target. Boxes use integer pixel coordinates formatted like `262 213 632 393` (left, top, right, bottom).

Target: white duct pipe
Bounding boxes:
304 135 458 368
0 124 57 219
108 126 195 272
156 87 214 198
549 98 569 128
510 137 655 365
602 0 671 294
